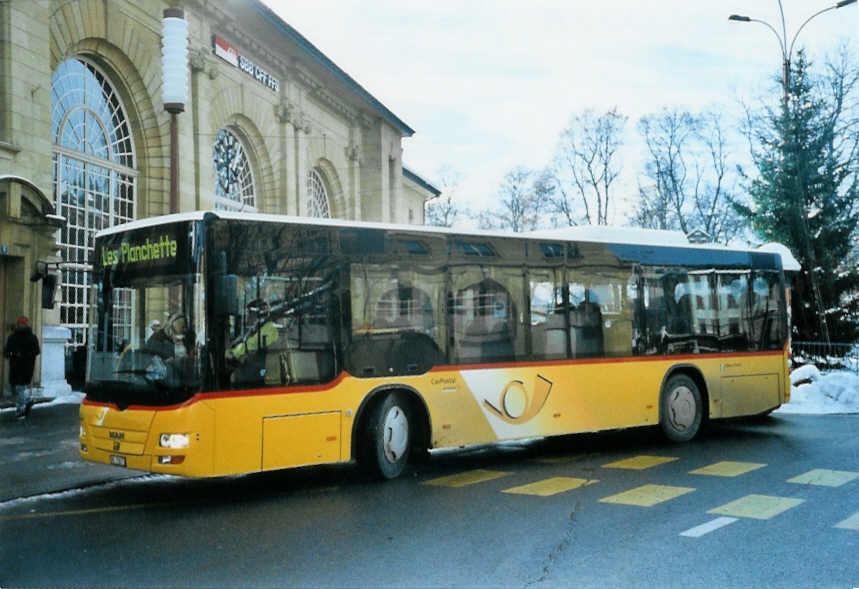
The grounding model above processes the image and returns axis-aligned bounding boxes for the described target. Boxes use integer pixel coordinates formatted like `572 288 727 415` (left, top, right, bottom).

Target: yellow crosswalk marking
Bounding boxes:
599 484 694 507
708 494 804 520
689 461 766 477
503 477 598 497
787 469 859 487
602 455 678 470
423 469 511 488
835 511 859 531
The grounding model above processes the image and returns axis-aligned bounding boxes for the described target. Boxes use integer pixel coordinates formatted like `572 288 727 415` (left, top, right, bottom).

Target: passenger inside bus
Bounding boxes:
142 312 191 359
570 289 603 358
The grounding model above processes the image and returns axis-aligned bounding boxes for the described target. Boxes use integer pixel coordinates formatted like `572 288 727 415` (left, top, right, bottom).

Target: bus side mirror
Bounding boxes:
214 274 238 316
41 274 57 309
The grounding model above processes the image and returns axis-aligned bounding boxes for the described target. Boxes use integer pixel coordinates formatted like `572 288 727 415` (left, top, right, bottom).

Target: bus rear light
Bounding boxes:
158 455 185 465
159 433 189 448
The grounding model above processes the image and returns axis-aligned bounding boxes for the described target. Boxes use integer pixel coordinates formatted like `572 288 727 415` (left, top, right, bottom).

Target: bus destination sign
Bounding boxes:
100 235 177 267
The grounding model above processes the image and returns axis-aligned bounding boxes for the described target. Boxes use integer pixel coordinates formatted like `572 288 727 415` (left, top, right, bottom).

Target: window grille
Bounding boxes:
51 58 137 348
213 128 255 211
305 168 331 218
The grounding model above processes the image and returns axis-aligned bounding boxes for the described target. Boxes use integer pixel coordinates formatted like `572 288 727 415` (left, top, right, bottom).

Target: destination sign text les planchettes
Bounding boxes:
101 235 178 267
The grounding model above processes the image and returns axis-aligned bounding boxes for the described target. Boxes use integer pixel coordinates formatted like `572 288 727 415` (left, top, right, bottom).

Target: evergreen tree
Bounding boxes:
737 50 859 341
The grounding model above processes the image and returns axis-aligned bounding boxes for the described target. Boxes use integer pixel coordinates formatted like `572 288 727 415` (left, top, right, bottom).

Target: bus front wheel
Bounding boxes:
364 392 411 479
660 374 703 442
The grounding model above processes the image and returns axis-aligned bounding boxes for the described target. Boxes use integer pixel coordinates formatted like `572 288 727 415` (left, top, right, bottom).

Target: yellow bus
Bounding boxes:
80 212 790 479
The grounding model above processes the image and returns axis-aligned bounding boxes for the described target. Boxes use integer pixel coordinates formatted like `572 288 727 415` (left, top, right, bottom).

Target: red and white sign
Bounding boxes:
213 36 239 68
212 35 279 92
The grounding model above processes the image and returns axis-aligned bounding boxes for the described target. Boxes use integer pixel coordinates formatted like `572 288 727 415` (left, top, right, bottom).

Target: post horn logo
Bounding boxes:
483 375 553 424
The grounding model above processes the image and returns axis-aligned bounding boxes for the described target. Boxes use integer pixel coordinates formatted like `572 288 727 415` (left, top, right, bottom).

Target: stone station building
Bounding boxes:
0 0 439 396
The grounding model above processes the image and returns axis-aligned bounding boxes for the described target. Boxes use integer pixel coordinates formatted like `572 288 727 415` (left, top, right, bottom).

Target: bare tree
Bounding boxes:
543 107 627 226
479 167 547 232
424 165 463 227
634 108 743 244
636 108 696 233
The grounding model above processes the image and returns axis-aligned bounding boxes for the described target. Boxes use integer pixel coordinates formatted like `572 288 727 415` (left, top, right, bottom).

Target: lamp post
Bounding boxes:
729 0 856 105
162 8 189 214
728 0 856 343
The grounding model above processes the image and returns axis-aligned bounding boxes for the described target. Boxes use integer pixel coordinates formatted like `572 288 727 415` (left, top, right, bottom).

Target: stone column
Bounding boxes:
295 114 309 216
275 100 296 215
190 48 217 210
389 153 403 223
345 140 360 220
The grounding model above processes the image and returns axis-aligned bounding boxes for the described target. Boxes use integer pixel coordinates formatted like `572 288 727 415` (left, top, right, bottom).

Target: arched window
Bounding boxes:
213 128 255 210
305 167 331 218
51 58 137 348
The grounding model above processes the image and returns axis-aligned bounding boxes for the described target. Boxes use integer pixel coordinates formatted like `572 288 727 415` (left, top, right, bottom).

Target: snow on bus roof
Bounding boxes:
97 211 704 246
529 226 691 246
757 242 801 271
95 211 798 268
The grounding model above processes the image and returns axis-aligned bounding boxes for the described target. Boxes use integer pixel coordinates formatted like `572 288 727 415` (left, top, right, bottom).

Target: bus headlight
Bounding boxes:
159 433 189 449
80 423 86 438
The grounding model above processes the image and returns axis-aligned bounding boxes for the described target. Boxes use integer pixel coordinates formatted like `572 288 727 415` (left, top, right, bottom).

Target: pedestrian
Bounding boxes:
5 316 40 420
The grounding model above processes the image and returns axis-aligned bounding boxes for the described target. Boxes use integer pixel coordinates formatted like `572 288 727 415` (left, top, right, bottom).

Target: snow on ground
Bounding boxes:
0 390 83 415
776 367 859 415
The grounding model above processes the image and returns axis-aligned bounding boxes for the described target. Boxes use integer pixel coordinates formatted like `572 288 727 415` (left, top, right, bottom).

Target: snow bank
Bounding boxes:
790 364 821 385
778 367 859 415
0 390 84 415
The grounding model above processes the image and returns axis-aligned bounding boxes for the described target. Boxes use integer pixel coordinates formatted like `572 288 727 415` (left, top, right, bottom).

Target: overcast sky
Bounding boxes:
268 0 857 223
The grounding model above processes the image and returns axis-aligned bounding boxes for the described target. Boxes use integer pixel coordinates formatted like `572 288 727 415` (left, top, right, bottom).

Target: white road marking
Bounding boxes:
680 516 739 537
835 510 859 531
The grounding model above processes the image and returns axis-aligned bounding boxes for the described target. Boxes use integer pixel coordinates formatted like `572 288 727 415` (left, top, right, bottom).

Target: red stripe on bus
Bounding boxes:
81 348 786 412
431 348 786 372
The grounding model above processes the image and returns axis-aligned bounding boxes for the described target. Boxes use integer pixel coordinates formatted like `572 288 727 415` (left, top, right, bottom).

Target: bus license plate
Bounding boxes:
110 455 126 467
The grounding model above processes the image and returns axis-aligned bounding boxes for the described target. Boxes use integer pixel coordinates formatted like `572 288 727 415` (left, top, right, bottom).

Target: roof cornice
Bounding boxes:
251 0 415 137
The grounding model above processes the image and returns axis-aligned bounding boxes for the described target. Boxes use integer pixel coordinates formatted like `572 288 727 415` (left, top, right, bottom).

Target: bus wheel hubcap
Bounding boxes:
382 405 408 464
668 386 695 431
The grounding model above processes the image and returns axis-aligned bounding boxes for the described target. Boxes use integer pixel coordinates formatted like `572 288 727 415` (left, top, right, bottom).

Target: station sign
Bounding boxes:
212 35 280 92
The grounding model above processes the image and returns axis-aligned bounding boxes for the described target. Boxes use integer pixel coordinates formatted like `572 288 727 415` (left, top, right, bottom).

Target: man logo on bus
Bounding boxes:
483 375 552 424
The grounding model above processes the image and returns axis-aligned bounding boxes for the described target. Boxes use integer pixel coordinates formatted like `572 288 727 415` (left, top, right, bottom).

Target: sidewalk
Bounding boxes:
0 396 140 503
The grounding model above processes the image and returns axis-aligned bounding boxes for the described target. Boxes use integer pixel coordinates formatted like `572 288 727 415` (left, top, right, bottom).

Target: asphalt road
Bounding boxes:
1 413 858 588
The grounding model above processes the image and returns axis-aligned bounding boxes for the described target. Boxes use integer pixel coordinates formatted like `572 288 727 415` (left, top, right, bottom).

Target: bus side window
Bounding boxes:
569 290 603 358
345 264 445 377
226 263 339 389
453 278 516 364
750 271 784 350
568 270 636 359
529 272 565 361
717 273 751 352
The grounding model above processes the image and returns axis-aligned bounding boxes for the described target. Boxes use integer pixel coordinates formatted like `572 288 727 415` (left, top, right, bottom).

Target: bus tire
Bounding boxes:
364 391 411 479
660 374 703 442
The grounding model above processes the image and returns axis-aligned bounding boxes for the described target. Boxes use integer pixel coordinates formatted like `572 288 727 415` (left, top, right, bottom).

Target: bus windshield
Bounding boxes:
86 221 203 408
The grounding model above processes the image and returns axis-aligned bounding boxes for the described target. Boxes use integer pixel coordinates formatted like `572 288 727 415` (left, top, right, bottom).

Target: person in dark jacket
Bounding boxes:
5 316 40 419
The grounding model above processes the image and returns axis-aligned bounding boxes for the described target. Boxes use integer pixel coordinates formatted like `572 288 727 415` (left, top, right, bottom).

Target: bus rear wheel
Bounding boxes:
660 374 703 442
364 392 411 479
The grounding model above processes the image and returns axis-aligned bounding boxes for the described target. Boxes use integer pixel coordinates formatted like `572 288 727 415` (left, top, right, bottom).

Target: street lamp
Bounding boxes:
729 0 856 103
728 0 856 343
161 8 189 214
